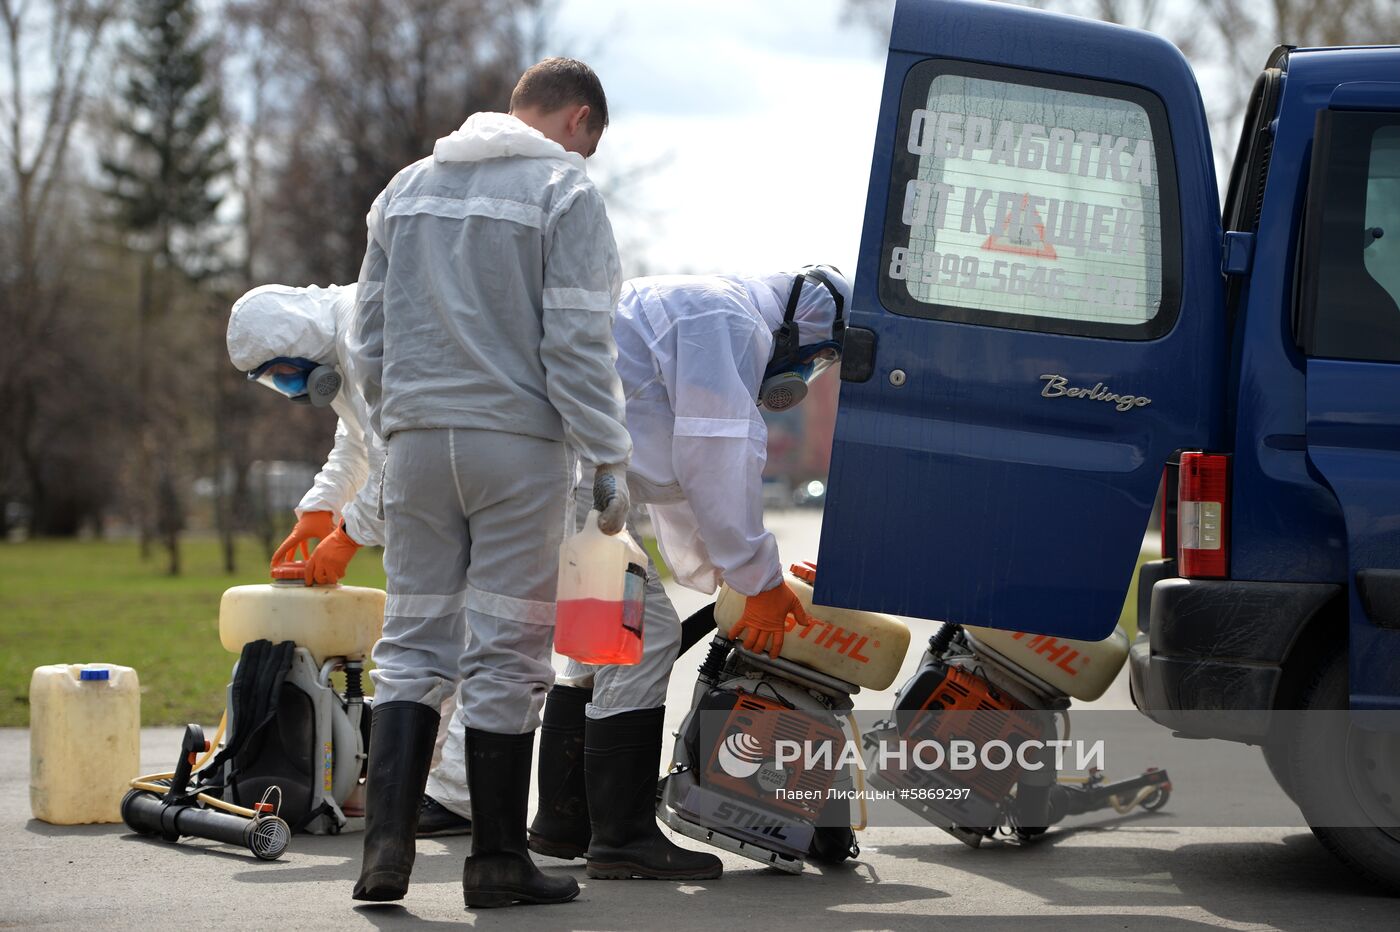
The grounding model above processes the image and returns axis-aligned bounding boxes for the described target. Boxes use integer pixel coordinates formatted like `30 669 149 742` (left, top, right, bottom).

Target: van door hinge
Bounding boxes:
1222 231 1255 277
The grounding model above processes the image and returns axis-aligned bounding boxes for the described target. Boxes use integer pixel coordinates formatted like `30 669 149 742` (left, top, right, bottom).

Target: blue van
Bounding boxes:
816 0 1400 889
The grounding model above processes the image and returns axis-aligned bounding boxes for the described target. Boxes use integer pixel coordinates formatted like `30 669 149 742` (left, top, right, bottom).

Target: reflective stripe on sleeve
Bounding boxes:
543 287 615 312
673 416 754 439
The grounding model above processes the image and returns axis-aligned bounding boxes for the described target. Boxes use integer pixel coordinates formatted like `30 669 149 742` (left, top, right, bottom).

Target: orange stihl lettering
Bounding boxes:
1033 637 1073 664
850 636 871 663
1057 651 1084 676
827 627 859 656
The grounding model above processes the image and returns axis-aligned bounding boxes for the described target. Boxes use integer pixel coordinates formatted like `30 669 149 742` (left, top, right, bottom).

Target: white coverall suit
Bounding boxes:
430 270 847 808
348 112 631 739
225 284 385 549
563 272 844 715
228 282 472 812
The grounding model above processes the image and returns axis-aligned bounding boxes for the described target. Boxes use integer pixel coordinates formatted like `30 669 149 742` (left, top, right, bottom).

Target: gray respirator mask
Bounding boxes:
757 268 846 412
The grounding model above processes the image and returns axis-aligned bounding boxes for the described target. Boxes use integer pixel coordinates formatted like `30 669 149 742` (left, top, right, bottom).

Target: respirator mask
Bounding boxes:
757 267 846 412
248 357 342 408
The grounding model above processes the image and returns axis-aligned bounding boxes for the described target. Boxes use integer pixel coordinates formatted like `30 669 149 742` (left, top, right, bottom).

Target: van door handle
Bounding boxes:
840 327 877 383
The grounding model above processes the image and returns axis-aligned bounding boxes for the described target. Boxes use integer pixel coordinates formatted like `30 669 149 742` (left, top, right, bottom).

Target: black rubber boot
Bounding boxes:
353 701 440 902
528 685 592 859
462 728 580 909
417 795 472 837
584 707 723 880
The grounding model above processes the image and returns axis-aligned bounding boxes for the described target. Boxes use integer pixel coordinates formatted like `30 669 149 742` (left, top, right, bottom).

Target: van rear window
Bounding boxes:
880 60 1182 340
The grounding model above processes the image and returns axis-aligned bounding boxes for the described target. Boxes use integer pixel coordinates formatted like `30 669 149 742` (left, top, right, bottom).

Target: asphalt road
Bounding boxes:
3 509 1395 929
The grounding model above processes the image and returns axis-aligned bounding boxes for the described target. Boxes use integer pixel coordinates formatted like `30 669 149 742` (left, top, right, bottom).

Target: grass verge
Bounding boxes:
0 537 386 727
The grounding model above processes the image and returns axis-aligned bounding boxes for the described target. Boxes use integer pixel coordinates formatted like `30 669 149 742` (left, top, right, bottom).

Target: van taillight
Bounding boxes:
1178 452 1229 579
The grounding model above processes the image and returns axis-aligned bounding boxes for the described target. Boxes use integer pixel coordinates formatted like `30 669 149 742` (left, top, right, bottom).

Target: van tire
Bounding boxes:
1283 644 1400 895
1260 740 1296 802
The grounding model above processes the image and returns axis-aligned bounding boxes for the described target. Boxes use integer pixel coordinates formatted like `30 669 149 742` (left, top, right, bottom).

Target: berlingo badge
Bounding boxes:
1040 374 1151 412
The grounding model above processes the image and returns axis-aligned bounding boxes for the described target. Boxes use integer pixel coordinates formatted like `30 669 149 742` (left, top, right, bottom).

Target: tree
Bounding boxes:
227 0 548 284
102 0 230 574
201 0 558 566
210 0 554 567
0 0 122 538
104 0 229 278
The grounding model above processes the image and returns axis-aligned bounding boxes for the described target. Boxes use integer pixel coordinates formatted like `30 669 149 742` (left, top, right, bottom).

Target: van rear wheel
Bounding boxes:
1260 740 1296 802
1283 644 1400 895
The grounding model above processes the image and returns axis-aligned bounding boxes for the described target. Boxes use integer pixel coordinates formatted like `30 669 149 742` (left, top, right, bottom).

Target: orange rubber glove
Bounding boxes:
727 580 813 659
271 510 336 568
304 523 361 586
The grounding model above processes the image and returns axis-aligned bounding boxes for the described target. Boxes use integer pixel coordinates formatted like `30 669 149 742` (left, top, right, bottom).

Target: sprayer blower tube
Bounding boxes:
121 789 291 860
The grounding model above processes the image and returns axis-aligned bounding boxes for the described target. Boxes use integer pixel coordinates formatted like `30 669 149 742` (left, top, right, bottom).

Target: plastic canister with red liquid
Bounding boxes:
555 510 647 664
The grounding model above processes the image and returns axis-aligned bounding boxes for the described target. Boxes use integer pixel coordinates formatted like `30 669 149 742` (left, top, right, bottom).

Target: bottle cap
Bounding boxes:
271 561 308 582
79 669 110 681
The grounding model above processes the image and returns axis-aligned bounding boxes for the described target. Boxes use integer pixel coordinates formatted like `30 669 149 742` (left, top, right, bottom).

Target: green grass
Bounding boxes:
0 537 388 727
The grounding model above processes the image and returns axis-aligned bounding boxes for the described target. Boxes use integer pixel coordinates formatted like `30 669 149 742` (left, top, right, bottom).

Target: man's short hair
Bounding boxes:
510 58 608 134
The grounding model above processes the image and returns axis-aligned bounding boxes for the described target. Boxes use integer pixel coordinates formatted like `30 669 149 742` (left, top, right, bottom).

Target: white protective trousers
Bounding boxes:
370 427 574 738
428 481 682 816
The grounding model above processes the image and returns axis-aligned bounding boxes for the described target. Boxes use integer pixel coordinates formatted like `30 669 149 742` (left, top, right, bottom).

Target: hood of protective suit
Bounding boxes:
736 266 853 348
433 111 586 170
227 284 354 372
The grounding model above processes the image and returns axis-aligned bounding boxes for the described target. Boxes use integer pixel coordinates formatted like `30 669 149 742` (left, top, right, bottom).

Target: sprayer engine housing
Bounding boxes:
873 652 1052 828
660 638 861 872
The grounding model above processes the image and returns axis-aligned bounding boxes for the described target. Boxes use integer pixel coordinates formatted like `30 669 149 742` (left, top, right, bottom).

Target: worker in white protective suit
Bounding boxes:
431 266 850 881
225 283 474 839
226 284 381 573
347 58 631 910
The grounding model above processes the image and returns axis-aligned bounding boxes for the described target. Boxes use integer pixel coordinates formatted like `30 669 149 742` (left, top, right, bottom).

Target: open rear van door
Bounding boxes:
816 0 1228 639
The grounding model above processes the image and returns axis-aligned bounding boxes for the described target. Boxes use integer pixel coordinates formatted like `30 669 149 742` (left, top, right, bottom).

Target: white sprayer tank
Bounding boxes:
219 564 385 664
30 663 141 824
962 624 1130 702
715 567 910 691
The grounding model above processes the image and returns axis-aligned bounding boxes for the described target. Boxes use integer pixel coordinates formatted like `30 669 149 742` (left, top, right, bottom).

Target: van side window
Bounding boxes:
879 60 1182 341
1301 113 1400 363
1363 128 1400 324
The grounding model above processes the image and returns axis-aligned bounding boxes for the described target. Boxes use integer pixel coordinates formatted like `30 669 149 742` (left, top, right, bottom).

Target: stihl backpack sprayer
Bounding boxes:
122 564 383 859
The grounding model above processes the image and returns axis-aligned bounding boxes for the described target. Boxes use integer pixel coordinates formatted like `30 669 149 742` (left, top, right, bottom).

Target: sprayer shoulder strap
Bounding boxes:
198 638 295 790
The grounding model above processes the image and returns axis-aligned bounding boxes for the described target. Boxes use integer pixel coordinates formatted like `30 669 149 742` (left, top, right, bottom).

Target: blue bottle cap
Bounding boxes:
79 669 110 681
